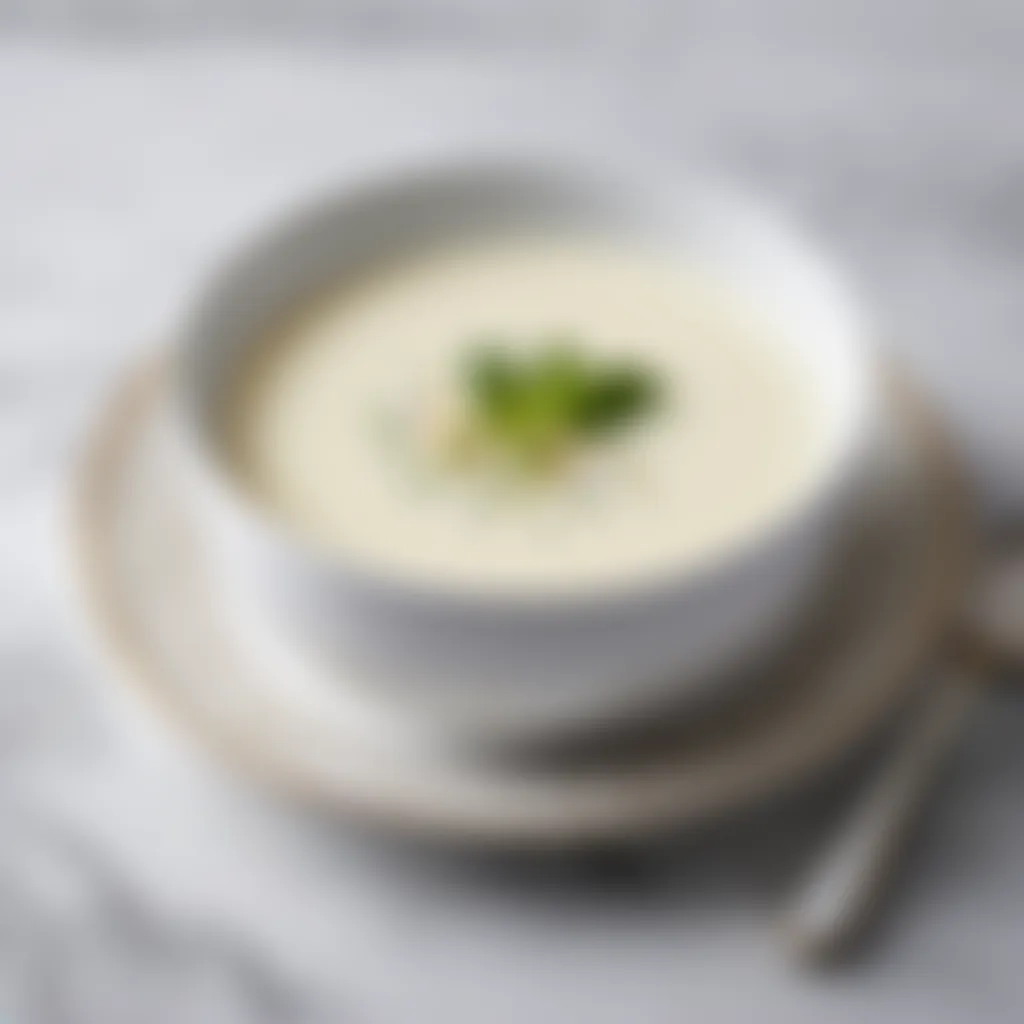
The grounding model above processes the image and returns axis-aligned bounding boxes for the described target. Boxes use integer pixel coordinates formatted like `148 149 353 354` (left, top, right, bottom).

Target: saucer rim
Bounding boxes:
68 354 974 849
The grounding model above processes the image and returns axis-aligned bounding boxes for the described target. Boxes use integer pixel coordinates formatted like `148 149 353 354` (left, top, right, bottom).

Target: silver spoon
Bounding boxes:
785 540 1024 961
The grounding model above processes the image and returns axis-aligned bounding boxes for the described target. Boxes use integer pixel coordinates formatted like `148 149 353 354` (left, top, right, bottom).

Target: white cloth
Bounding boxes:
3 28 1024 1022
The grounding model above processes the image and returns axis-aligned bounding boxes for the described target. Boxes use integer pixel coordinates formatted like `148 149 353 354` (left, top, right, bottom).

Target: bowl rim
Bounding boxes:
172 153 880 616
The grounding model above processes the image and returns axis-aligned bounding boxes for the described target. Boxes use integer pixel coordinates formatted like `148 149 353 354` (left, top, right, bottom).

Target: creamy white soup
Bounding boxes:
224 235 829 593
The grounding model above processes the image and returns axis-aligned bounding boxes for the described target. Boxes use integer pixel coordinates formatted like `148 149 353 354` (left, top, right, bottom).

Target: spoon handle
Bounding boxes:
785 666 980 961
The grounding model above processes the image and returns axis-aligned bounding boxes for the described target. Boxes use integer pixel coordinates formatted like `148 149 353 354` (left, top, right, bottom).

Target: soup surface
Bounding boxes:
224 235 829 593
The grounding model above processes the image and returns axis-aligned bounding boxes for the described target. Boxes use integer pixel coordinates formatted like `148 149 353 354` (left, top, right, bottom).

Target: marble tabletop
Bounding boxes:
3 11 1024 1020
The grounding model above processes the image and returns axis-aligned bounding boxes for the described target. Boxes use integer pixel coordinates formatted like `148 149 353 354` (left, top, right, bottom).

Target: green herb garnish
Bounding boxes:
444 337 665 475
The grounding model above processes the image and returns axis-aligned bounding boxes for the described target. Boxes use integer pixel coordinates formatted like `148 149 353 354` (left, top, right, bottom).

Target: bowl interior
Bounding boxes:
178 160 875 596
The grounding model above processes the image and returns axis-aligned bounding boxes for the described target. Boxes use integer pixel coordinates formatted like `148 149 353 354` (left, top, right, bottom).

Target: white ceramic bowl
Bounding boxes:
173 158 878 750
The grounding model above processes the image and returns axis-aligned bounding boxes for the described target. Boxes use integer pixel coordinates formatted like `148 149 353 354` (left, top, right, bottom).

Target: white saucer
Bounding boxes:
69 358 971 848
